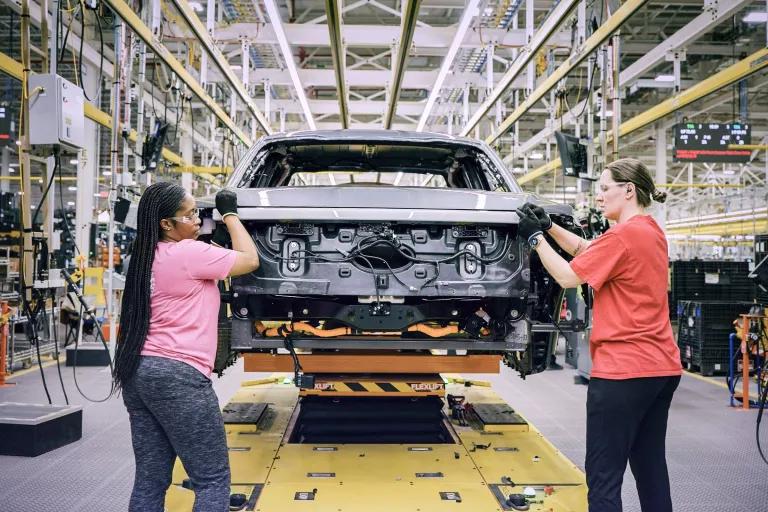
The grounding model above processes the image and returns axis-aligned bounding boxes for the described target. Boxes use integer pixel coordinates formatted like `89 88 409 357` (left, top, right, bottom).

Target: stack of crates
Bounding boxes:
755 234 768 304
669 260 753 319
677 300 754 375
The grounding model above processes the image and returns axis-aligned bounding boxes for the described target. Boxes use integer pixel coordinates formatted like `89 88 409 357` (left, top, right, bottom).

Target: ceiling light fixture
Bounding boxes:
416 0 481 132
529 152 544 160
654 74 675 82
743 12 768 23
263 0 316 130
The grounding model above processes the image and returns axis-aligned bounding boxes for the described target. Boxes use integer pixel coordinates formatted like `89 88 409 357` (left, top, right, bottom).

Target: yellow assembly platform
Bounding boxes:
165 360 587 512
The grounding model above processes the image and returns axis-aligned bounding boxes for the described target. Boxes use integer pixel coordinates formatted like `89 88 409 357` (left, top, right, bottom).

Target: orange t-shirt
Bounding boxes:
569 215 682 380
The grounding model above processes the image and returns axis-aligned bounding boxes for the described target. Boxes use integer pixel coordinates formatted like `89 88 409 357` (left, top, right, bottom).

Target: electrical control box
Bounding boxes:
28 74 85 153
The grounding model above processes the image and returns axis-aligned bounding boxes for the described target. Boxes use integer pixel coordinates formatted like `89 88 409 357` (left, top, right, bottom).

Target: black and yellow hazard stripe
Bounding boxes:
301 378 446 396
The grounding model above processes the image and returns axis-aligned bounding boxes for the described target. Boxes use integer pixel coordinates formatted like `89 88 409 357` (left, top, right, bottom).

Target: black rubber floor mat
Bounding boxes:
222 403 269 424
472 403 527 426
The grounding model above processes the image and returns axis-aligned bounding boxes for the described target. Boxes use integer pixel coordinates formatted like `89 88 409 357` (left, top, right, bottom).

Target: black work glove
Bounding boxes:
215 189 238 219
521 202 552 230
516 207 544 245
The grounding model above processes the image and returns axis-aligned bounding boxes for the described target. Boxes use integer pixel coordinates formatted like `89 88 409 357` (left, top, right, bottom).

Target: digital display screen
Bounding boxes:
673 122 751 163
0 107 13 148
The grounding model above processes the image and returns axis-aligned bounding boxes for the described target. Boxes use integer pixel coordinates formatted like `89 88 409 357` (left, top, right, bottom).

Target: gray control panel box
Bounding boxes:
28 74 85 152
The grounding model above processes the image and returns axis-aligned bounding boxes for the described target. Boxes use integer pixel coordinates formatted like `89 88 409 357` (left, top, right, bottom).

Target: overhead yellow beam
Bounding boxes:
666 219 767 237
656 183 743 188
487 0 649 146
185 166 233 175
519 47 768 185
102 0 251 146
730 144 768 151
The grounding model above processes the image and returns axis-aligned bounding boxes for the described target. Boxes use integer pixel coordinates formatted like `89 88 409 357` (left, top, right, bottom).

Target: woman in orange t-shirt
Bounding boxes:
517 158 682 512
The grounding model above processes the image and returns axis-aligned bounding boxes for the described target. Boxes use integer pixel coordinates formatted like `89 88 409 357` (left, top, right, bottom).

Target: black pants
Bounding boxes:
586 375 680 512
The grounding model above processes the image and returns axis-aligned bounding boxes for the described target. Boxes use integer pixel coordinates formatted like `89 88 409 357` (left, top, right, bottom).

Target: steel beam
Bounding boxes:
459 0 580 137
170 0 272 134
260 98 547 119
518 48 768 185
263 0 316 130
206 67 527 90
212 22 571 50
486 0 649 146
325 0 349 128
417 0 480 132
102 0 251 146
384 0 422 129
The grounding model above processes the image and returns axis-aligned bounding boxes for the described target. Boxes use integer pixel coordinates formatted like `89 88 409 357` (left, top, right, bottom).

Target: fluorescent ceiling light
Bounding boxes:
565 186 576 192
417 0 480 131
66 201 75 206
529 152 544 160
230 65 242 71
263 0 316 130
723 170 736 175
103 171 112 176
9 163 18 167
188 1 204 12
69 159 78 165
68 186 77 191
743 12 768 23
654 74 675 82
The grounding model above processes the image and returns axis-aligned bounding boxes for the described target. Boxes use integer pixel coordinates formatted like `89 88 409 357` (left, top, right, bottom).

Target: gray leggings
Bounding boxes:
122 356 230 512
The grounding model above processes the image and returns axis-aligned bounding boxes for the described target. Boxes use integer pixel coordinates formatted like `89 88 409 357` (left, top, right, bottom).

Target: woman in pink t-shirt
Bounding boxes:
516 158 681 512
114 182 259 512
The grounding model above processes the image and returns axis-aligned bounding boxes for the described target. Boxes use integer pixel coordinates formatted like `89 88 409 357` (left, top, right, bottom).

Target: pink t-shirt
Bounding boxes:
140 239 237 378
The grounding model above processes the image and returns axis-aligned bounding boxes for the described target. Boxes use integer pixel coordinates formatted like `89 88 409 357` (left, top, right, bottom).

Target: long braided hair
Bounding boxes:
113 182 187 392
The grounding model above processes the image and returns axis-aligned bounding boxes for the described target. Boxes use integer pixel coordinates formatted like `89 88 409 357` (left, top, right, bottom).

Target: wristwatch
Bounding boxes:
528 233 543 249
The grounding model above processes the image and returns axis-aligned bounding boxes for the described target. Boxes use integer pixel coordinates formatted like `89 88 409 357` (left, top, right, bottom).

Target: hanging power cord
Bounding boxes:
61 269 115 402
54 151 116 403
279 328 312 388
17 145 63 404
77 2 105 102
755 320 768 465
758 376 768 465
48 287 69 404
